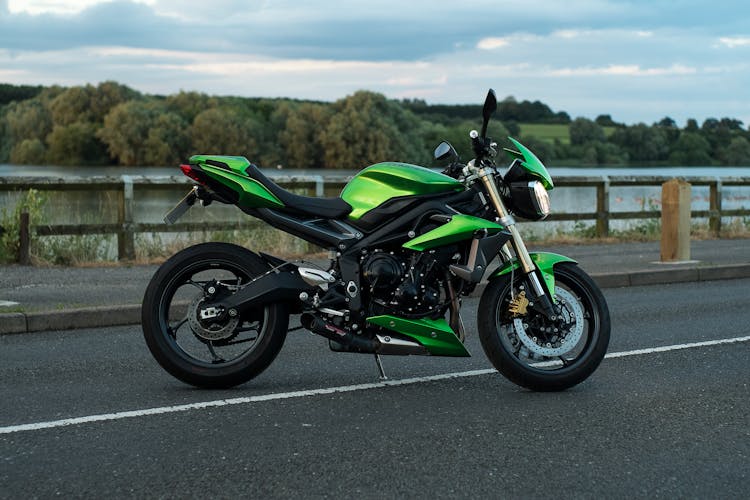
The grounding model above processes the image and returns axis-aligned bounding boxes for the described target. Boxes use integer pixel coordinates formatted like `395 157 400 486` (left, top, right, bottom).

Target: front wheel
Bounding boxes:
478 262 610 391
142 242 289 388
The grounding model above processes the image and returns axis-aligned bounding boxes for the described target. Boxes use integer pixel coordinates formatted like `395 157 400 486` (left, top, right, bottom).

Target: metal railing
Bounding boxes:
2 174 749 262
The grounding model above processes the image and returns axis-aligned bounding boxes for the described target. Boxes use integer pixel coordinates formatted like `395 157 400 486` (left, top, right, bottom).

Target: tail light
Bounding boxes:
180 164 205 184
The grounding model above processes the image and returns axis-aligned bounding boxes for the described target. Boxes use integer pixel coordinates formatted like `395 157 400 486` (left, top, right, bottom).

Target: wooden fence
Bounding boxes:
1 174 749 262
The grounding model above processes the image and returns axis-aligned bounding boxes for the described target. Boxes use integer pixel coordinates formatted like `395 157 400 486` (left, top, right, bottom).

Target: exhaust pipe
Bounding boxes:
301 313 430 356
300 313 377 353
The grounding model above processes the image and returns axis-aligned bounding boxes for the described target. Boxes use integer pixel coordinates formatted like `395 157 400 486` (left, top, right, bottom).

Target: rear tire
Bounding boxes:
478 263 610 391
142 242 289 388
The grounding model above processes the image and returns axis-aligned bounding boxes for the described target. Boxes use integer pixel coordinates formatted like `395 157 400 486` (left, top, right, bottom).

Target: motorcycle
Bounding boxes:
142 89 610 392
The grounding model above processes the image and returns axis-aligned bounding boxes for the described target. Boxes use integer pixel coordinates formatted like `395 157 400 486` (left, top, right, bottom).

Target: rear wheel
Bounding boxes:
142 242 289 388
478 263 610 391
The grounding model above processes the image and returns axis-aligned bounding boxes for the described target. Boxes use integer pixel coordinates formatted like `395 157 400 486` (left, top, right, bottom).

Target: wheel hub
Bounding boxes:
512 287 584 357
187 294 239 341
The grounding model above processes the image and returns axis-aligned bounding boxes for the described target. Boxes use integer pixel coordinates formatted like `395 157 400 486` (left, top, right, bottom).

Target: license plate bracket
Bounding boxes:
164 187 199 224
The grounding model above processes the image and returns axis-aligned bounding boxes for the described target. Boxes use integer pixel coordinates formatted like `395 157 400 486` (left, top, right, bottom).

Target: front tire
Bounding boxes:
142 242 289 388
478 262 610 391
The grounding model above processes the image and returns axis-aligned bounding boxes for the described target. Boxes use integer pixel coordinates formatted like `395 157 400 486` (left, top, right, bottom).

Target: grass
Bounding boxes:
518 123 617 145
519 123 570 144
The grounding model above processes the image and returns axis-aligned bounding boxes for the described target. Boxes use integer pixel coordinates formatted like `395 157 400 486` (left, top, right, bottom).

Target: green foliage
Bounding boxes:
191 107 260 157
723 136 750 166
0 189 46 263
569 118 605 146
0 83 43 106
46 122 108 165
274 102 332 169
4 98 53 143
144 113 191 165
166 90 217 123
609 124 670 163
320 91 428 169
98 99 167 165
0 81 749 169
10 138 46 164
668 132 713 166
34 234 111 265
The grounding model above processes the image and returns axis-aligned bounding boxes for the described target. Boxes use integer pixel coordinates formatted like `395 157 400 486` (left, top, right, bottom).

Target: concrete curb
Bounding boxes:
0 305 140 335
2 264 749 334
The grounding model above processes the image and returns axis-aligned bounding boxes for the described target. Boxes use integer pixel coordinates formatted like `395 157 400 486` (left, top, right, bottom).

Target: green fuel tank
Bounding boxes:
340 162 465 220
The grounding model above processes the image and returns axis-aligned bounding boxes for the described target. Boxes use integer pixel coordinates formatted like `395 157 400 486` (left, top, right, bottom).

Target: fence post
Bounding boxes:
117 176 135 261
709 178 722 236
19 211 31 265
660 179 691 262
596 178 610 237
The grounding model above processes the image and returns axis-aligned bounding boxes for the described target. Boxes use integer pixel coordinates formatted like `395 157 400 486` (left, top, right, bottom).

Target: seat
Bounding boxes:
245 164 353 219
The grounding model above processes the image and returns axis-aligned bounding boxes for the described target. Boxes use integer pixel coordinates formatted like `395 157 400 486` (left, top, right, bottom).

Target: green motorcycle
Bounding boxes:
142 90 610 391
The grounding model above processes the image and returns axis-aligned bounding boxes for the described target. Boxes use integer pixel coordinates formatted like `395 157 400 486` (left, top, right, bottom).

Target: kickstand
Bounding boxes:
374 353 388 380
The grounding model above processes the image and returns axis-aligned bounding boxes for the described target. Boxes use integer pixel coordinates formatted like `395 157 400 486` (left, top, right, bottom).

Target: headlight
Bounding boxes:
507 180 550 220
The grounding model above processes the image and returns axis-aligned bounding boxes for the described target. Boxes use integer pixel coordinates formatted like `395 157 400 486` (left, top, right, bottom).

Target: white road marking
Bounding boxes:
1 335 749 435
0 300 20 307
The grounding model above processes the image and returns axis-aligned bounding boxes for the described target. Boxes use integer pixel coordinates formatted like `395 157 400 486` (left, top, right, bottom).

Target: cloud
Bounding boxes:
1 0 750 126
549 63 697 77
717 36 750 48
477 38 510 50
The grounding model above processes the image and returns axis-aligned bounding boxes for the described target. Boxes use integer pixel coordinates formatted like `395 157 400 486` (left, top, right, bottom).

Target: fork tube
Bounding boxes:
477 169 534 272
477 168 547 299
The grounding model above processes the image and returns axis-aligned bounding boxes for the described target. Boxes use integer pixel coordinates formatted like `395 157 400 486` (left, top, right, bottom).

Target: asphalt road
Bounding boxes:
1 279 749 498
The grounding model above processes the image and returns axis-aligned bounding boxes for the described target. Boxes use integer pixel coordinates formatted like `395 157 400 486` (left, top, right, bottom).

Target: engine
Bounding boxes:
361 249 448 317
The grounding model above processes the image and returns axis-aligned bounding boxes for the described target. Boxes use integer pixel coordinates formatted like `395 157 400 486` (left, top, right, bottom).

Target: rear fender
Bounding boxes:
489 252 576 296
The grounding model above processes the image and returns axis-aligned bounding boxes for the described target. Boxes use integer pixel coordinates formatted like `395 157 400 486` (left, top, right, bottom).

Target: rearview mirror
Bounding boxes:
434 141 458 162
480 89 497 137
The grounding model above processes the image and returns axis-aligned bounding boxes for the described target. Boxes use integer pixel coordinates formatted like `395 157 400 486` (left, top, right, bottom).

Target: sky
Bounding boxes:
1 0 749 126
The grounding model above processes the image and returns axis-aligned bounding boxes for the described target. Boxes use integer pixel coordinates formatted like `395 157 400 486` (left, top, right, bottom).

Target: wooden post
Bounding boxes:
596 178 610 237
117 176 135 261
709 179 722 236
19 211 31 265
660 179 691 262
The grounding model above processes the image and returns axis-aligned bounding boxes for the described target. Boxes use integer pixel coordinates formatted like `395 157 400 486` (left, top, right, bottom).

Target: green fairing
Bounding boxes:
341 162 464 220
403 214 505 251
490 252 576 296
367 315 470 357
190 155 252 177
506 137 554 190
196 162 284 209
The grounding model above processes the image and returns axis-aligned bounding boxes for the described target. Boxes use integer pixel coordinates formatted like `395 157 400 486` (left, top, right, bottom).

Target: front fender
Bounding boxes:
489 252 577 296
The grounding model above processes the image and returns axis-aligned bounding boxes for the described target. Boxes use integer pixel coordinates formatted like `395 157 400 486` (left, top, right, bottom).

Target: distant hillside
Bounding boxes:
1 82 748 168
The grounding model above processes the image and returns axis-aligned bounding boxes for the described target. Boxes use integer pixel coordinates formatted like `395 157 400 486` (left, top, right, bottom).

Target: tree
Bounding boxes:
144 113 191 165
4 99 53 143
724 136 750 165
46 122 108 165
610 124 669 163
667 132 712 165
685 118 699 132
320 91 428 169
166 90 217 123
90 81 139 122
49 85 96 126
275 102 332 169
0 83 43 106
191 107 260 157
10 138 46 164
569 117 605 146
98 100 164 165
595 114 619 127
